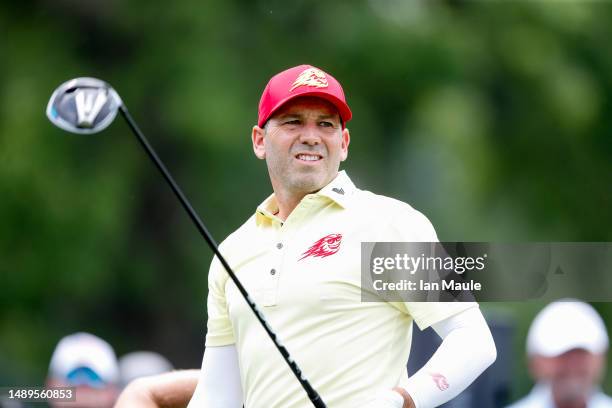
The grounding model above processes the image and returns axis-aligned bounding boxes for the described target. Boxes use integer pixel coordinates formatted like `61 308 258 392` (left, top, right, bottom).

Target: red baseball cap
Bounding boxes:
258 64 352 128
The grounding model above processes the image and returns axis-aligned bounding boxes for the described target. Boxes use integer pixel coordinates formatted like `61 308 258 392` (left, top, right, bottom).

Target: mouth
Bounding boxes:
295 153 323 163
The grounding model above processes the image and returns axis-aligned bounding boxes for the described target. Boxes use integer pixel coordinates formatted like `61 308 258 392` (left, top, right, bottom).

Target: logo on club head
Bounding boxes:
75 88 108 129
46 77 122 135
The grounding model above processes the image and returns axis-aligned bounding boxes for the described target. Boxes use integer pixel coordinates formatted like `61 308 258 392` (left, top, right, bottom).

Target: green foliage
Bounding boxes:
1 0 611 397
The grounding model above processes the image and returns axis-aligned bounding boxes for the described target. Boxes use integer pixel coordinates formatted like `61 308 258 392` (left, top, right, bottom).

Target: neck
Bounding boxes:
269 172 340 221
273 189 308 221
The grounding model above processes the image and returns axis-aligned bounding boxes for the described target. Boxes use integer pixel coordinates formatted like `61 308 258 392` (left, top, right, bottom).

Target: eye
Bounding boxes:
319 121 334 128
284 119 301 125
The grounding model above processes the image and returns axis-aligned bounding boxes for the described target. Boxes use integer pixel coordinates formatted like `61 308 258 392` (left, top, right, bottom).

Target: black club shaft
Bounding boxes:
118 106 326 408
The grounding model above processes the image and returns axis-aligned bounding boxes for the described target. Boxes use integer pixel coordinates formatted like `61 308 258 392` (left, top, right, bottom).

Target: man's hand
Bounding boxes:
114 370 199 408
393 387 416 408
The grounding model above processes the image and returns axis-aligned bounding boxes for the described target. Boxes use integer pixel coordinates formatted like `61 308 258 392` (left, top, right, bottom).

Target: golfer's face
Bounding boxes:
259 97 349 195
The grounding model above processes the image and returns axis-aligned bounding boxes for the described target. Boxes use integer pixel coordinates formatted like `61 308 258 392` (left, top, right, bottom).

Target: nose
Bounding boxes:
298 123 321 146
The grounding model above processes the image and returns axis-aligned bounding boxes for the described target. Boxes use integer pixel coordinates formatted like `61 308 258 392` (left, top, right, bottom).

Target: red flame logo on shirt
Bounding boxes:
299 233 342 261
431 373 449 391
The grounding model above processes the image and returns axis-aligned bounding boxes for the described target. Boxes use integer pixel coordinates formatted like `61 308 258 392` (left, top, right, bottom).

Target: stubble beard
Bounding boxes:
268 156 336 197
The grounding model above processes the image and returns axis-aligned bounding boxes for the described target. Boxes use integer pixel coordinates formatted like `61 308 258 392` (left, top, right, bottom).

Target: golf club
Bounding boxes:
46 77 327 408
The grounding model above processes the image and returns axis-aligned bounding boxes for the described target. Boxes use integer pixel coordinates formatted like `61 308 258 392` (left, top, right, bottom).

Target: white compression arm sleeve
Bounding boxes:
187 345 243 408
404 306 497 408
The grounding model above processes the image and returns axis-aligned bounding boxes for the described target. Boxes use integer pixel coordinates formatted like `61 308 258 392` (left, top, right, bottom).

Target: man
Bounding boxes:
116 64 496 408
46 332 119 408
506 300 612 408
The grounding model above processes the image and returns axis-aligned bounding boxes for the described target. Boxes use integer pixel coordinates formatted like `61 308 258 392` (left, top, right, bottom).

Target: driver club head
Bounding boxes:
46 77 123 134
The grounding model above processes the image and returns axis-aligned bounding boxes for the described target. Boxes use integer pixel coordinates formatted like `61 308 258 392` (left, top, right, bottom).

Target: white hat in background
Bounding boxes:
48 332 119 387
527 299 609 357
118 351 174 387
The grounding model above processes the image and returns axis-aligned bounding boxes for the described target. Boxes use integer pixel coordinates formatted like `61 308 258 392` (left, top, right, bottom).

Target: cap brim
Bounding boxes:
535 341 600 357
259 90 352 128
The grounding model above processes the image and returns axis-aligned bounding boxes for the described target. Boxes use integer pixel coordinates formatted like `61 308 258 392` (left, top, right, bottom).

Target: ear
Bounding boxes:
339 128 350 162
252 125 266 160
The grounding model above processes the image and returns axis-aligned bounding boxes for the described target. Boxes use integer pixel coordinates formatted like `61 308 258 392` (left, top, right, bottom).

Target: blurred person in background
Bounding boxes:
118 351 174 388
507 299 612 408
46 332 119 408
0 397 23 408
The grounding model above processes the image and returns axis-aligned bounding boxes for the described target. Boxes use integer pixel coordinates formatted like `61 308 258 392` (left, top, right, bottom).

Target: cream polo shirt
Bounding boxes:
205 170 477 408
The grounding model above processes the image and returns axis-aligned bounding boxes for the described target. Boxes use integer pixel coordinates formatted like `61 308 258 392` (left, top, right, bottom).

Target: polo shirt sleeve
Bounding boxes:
205 254 235 347
387 204 479 329
396 301 479 330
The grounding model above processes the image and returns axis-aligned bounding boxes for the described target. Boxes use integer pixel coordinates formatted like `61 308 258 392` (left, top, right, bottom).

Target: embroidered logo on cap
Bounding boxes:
290 68 329 92
299 233 342 261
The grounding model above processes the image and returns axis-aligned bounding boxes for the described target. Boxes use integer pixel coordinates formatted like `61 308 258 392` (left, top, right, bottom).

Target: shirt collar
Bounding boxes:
315 170 355 209
255 170 356 226
256 194 282 225
530 383 603 407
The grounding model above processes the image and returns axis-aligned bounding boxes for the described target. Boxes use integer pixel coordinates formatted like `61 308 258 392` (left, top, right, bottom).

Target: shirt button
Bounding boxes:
276 243 283 249
270 269 276 275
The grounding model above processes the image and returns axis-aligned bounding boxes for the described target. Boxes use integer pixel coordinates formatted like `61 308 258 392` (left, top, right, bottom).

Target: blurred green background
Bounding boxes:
1 0 611 403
